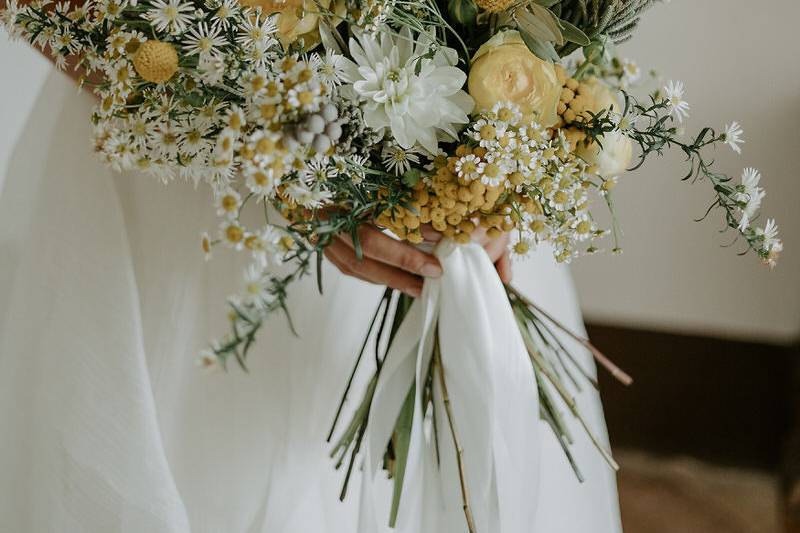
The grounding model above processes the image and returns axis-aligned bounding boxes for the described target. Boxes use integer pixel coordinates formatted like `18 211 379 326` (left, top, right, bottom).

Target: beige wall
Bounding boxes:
2 0 799 343
571 0 800 344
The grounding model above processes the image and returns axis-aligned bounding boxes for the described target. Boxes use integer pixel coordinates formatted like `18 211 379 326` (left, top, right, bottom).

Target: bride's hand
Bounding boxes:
324 225 512 298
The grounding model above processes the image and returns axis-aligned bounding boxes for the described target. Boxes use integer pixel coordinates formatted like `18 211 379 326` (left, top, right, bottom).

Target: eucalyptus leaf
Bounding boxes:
448 0 478 26
515 4 564 46
519 30 560 62
559 18 591 46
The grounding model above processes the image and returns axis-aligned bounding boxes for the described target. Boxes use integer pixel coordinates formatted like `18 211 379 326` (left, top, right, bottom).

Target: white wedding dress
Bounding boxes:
0 69 622 533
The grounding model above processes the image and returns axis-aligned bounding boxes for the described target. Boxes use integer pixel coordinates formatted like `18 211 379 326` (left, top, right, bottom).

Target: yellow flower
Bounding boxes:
240 0 341 48
467 31 560 127
133 40 178 84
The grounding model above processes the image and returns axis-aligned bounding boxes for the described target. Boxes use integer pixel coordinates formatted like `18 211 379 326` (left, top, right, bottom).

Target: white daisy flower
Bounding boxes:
243 162 278 196
285 181 332 208
381 144 419 176
621 58 641 86
303 156 336 183
491 102 523 125
219 219 246 250
236 11 277 50
210 0 239 31
145 0 195 34
663 80 690 122
196 349 220 372
455 154 485 182
722 121 744 154
311 49 347 88
215 187 241 219
736 167 765 231
241 263 272 309
182 21 226 57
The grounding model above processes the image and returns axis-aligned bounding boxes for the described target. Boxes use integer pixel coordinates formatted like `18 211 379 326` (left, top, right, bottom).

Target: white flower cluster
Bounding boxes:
463 103 602 263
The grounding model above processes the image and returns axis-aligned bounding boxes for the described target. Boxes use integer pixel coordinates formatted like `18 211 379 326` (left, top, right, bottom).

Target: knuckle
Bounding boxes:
399 252 424 273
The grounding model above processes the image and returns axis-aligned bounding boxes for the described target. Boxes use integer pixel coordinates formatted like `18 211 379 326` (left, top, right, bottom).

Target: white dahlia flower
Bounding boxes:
339 27 474 153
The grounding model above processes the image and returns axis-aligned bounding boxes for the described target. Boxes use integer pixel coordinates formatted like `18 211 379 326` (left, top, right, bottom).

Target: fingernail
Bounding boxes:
407 286 422 298
420 263 442 278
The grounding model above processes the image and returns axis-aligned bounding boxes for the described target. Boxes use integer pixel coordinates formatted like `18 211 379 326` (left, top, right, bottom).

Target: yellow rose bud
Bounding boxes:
468 31 560 127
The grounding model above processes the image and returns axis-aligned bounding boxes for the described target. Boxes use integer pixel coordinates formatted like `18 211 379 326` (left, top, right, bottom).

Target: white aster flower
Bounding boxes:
285 181 332 208
621 58 641 86
145 0 195 34
339 28 474 153
241 263 272 309
210 0 239 31
183 22 226 58
196 349 220 372
663 80 690 122
311 49 347 88
755 218 782 268
381 143 419 175
736 167 765 231
722 121 744 154
236 11 277 50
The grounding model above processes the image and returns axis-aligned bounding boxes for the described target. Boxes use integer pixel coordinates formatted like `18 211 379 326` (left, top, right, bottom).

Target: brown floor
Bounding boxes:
617 450 781 533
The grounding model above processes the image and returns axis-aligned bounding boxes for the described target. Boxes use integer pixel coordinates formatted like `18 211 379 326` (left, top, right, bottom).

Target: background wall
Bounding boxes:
571 0 800 344
1 0 799 343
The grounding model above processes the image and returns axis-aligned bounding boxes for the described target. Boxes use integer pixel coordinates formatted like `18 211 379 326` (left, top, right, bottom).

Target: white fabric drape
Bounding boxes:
0 70 622 533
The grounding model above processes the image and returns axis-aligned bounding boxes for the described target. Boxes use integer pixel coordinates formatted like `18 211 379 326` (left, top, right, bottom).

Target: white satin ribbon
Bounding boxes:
357 241 541 533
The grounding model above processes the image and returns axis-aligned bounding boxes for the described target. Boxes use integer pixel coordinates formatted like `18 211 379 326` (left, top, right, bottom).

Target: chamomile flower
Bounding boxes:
722 121 744 154
663 80 690 122
200 231 213 260
455 154 484 182
219 219 246 249
145 0 194 34
491 102 522 125
215 187 241 218
303 156 336 183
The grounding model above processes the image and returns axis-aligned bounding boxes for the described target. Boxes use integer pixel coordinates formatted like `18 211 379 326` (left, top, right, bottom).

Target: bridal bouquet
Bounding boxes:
2 0 784 529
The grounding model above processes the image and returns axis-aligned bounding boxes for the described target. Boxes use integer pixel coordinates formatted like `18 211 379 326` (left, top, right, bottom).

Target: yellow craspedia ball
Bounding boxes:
474 0 515 13
133 40 179 84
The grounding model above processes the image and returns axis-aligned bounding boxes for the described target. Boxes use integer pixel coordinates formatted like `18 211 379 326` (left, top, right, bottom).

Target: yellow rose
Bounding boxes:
240 0 340 48
467 30 560 127
575 131 633 177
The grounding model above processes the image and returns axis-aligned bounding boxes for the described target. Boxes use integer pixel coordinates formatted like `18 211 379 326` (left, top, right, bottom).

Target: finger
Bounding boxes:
420 224 443 243
342 225 442 278
482 232 509 263
326 239 423 297
496 250 513 284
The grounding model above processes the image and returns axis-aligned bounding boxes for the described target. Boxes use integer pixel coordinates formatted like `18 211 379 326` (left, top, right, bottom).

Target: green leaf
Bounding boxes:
558 18 591 46
401 168 421 187
515 4 564 46
519 30 560 62
448 0 478 26
389 385 416 527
